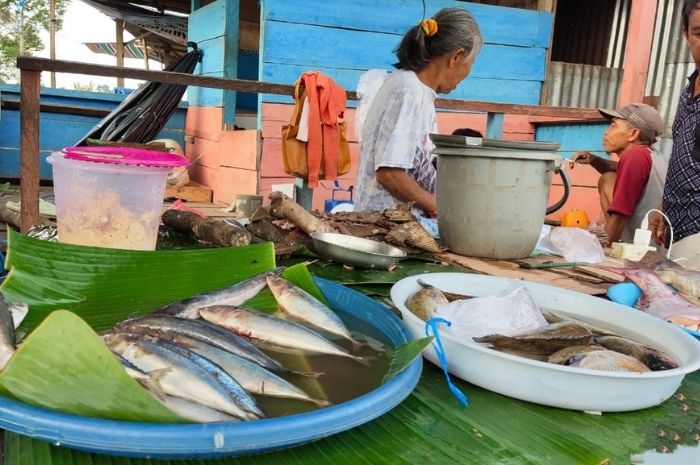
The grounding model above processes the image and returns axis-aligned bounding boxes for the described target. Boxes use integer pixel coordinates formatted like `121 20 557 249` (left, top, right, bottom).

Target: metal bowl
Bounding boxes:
310 232 407 269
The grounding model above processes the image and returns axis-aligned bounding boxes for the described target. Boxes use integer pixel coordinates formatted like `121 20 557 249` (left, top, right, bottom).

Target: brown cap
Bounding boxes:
598 103 664 143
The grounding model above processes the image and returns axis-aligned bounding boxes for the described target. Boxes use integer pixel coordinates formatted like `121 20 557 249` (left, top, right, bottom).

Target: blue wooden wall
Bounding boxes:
259 0 552 105
536 122 609 160
188 0 239 123
0 85 187 179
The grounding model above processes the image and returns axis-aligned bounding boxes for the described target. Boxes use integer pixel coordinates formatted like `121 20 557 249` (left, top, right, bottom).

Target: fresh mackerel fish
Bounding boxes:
200 305 370 365
158 268 283 319
165 333 330 406
105 333 263 420
114 314 288 374
0 298 16 370
266 275 358 345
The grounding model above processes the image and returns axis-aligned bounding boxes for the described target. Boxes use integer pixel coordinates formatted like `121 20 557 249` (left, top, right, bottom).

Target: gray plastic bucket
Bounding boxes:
435 144 569 259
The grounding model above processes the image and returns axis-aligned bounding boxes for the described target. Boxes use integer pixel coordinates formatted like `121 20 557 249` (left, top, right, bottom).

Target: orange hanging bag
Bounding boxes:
280 74 351 187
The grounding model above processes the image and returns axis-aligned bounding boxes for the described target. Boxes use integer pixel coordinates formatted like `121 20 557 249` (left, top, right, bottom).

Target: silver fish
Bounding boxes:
266 275 356 345
114 314 288 374
159 395 239 423
105 334 263 420
0 297 16 370
166 333 330 407
157 267 283 319
200 305 370 365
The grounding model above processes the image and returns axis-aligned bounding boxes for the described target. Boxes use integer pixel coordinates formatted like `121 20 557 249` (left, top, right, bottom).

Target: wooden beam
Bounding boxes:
19 69 41 233
15 57 604 120
1 98 113 117
49 0 56 88
116 19 125 88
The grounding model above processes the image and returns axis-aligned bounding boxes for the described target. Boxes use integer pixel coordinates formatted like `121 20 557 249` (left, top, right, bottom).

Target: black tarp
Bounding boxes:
76 42 202 145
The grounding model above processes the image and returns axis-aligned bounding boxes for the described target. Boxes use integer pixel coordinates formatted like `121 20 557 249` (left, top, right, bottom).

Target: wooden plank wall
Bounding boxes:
0 84 186 179
538 122 609 223
258 0 552 211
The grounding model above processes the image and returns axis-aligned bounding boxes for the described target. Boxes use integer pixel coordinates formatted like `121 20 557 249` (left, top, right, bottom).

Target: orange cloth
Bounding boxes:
298 71 347 188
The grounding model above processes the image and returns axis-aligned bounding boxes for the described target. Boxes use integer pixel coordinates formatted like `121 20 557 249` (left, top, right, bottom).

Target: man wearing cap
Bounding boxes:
569 103 666 246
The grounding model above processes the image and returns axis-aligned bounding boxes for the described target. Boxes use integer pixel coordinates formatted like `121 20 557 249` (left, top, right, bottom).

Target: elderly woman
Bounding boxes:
355 7 482 217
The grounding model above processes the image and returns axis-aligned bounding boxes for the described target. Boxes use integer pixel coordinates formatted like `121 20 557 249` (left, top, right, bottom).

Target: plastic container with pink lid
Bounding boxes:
48 146 190 251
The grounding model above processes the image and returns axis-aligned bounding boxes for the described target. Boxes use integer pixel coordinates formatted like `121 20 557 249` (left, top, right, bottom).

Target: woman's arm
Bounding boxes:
376 167 437 213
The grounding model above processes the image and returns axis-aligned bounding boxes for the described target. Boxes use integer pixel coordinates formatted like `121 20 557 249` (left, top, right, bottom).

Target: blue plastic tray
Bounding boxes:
0 277 422 459
684 328 700 340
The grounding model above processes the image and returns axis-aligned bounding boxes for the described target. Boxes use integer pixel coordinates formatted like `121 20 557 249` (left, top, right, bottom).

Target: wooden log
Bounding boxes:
269 191 336 235
20 69 41 233
161 210 252 247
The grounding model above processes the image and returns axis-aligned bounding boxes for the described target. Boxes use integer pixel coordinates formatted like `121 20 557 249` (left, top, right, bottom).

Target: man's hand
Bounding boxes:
569 151 595 169
649 211 667 245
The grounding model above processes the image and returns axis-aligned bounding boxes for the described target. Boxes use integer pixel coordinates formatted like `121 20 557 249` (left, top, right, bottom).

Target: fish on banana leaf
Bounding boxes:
266 275 359 347
472 322 594 355
200 305 372 365
114 314 291 375
614 268 700 331
0 297 18 370
105 333 263 420
157 268 284 319
162 332 330 406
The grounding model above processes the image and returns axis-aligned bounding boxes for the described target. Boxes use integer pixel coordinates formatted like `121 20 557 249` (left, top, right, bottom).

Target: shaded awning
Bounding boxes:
84 41 159 60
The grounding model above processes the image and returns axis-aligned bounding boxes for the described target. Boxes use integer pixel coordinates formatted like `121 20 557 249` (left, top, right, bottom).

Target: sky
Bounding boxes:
35 0 157 90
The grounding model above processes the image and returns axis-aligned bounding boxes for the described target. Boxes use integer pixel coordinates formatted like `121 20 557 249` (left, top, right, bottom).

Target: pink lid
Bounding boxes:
62 146 190 167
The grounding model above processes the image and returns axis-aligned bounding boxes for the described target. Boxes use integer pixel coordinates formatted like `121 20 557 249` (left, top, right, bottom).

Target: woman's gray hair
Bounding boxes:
394 7 483 71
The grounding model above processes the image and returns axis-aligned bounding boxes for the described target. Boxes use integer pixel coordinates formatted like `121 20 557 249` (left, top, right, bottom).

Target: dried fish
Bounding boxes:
569 350 651 373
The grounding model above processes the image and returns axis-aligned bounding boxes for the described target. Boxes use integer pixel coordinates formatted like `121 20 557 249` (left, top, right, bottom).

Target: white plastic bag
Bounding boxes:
434 286 548 340
548 226 605 263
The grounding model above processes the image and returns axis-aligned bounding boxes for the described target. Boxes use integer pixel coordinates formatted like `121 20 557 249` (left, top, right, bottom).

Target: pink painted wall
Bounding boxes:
185 106 259 205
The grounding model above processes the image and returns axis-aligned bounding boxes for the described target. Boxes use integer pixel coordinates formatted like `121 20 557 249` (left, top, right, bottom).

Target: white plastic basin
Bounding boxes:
391 273 700 412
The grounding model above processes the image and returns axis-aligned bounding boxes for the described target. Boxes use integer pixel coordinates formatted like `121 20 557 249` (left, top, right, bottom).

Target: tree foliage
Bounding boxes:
0 0 70 83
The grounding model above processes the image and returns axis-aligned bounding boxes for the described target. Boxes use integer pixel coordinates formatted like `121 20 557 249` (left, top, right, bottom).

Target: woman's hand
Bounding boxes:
376 168 437 213
649 211 667 245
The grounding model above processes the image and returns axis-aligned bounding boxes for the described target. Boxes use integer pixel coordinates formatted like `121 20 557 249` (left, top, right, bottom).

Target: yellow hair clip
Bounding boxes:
420 18 438 37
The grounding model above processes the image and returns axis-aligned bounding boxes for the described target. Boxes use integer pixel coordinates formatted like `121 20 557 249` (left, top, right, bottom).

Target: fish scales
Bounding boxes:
266 275 355 344
157 268 283 319
114 314 287 373
200 305 369 364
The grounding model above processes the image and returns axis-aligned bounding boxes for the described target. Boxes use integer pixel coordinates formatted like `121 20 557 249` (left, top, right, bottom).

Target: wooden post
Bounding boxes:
116 19 125 88
49 0 56 88
539 0 558 105
294 178 313 211
142 38 149 70
19 69 41 233
486 112 504 139
618 0 659 106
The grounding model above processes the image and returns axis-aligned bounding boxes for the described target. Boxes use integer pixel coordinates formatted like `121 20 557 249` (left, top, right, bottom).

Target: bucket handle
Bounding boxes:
546 166 570 215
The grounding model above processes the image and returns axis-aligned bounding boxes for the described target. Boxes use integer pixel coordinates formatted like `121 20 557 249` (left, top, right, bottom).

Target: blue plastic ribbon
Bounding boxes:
425 317 469 407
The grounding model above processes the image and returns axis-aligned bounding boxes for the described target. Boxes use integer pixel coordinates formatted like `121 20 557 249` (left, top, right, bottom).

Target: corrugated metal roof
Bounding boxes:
645 0 693 137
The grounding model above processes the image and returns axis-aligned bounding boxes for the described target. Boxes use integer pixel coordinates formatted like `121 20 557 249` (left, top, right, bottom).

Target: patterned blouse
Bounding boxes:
354 70 438 212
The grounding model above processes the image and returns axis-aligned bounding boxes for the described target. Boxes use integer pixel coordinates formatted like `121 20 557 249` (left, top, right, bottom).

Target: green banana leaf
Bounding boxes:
0 310 184 422
0 229 276 332
382 336 433 383
6 364 700 465
3 236 700 464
